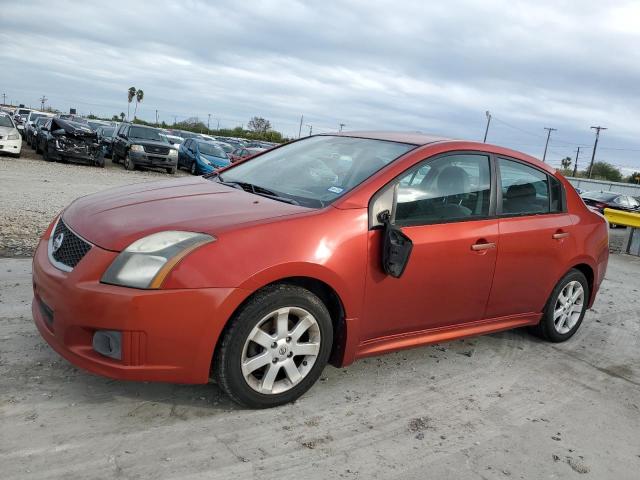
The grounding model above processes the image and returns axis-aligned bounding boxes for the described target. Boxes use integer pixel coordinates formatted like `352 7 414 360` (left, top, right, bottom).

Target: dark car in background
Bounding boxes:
29 117 51 149
112 123 178 174
36 117 102 167
96 125 116 158
580 191 640 214
229 146 266 163
178 138 230 175
24 112 53 146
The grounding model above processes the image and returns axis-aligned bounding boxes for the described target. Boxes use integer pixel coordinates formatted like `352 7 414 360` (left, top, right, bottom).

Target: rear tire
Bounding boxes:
531 269 589 342
214 284 333 408
167 167 176 174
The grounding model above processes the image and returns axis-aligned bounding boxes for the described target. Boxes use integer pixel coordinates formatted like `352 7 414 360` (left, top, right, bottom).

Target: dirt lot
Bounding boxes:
1 147 639 479
0 148 188 257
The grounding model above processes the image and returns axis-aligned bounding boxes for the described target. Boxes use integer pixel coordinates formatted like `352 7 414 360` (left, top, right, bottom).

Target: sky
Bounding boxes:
1 0 640 173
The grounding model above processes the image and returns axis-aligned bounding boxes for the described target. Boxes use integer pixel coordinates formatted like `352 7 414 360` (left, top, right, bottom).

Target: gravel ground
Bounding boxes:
0 254 639 479
0 148 187 257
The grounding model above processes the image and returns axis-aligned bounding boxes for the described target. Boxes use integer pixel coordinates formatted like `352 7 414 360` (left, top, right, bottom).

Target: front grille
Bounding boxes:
49 220 92 271
143 145 170 155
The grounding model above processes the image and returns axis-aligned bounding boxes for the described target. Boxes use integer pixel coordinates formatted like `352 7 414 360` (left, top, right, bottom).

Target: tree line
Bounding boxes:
558 156 640 184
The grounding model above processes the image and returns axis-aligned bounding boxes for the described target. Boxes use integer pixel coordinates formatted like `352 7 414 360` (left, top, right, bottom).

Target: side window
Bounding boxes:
117 124 126 136
628 196 639 208
184 139 191 150
549 175 565 213
498 158 550 215
395 154 491 225
613 196 625 206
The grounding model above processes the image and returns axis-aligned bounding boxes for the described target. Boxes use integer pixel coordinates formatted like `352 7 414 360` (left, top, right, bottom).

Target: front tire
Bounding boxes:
531 269 589 342
190 161 198 175
124 153 135 170
214 284 333 408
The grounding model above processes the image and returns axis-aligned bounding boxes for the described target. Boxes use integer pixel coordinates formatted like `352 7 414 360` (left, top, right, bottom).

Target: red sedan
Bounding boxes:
228 146 265 163
32 132 609 408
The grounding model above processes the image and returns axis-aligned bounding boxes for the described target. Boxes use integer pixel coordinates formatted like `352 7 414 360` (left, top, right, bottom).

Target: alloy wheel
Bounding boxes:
241 307 321 395
553 280 584 334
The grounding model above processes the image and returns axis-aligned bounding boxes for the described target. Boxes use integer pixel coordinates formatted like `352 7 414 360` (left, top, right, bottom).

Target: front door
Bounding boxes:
360 152 499 341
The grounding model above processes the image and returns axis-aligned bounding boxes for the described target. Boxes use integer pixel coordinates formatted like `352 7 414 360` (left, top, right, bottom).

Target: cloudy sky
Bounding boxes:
2 0 640 172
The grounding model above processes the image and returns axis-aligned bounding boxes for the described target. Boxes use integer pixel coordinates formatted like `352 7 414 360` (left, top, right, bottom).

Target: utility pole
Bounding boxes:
155 109 159 126
298 114 304 138
306 124 313 136
39 95 47 111
483 111 491 143
339 123 346 132
572 146 580 177
542 127 557 163
587 126 607 179
2 93 5 105
207 113 211 132
217 119 220 130
173 115 177 126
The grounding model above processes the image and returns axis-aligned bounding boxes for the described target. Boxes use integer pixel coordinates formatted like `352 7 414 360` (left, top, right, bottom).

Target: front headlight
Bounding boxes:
130 144 144 152
168 148 178 156
7 133 20 140
101 231 215 289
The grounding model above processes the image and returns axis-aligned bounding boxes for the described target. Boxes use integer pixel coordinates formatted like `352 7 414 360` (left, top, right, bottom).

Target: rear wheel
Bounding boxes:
214 284 333 408
166 166 176 174
531 269 589 342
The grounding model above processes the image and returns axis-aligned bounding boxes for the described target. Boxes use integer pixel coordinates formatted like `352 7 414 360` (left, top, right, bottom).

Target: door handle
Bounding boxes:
471 242 496 251
552 232 570 240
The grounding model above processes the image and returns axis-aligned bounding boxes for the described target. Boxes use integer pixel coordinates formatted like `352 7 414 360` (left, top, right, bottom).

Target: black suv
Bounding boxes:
112 123 178 173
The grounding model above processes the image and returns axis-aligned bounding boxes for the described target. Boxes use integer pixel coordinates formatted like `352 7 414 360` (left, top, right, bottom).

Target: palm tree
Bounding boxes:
127 87 136 120
119 112 125 121
132 89 144 120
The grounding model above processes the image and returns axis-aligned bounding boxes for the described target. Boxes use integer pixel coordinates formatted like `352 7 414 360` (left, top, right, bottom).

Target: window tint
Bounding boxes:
499 158 549 215
395 154 491 225
549 175 565 213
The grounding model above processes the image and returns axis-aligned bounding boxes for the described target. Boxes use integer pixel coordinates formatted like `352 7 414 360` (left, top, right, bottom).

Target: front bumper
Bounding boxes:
130 150 177 168
0 138 22 154
32 238 243 384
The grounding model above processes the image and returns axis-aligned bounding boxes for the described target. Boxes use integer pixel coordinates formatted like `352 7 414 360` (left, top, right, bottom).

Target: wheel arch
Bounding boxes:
570 262 595 307
211 275 350 372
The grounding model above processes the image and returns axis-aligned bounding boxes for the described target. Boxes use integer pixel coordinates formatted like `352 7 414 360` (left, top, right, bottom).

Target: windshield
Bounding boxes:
217 143 233 153
101 127 115 137
0 116 15 128
218 136 415 208
198 142 227 157
129 126 164 141
582 191 617 201
30 113 47 122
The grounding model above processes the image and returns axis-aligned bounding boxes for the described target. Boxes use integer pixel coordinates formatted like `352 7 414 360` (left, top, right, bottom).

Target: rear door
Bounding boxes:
485 157 575 318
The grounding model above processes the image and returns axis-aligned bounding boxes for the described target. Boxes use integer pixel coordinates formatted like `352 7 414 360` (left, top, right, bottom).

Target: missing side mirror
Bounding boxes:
378 210 413 278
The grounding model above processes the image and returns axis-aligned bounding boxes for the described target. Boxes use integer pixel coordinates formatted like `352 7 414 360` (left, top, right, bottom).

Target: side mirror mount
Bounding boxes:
378 209 413 278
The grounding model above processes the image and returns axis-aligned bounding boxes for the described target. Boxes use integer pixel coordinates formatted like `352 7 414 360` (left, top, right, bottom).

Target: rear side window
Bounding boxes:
498 158 550 215
549 175 565 213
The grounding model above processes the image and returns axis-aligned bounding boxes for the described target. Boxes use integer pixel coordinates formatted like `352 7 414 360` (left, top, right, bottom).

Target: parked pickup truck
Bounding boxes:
112 123 178 174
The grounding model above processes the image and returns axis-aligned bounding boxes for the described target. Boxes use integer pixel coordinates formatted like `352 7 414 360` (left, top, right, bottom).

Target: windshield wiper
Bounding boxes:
215 175 300 205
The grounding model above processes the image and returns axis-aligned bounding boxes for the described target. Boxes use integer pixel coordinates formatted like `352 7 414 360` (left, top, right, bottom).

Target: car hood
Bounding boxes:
62 176 309 251
130 139 170 148
0 126 18 136
200 153 229 164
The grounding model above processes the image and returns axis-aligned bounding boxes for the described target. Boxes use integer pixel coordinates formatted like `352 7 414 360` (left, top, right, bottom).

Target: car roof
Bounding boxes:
330 131 450 145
